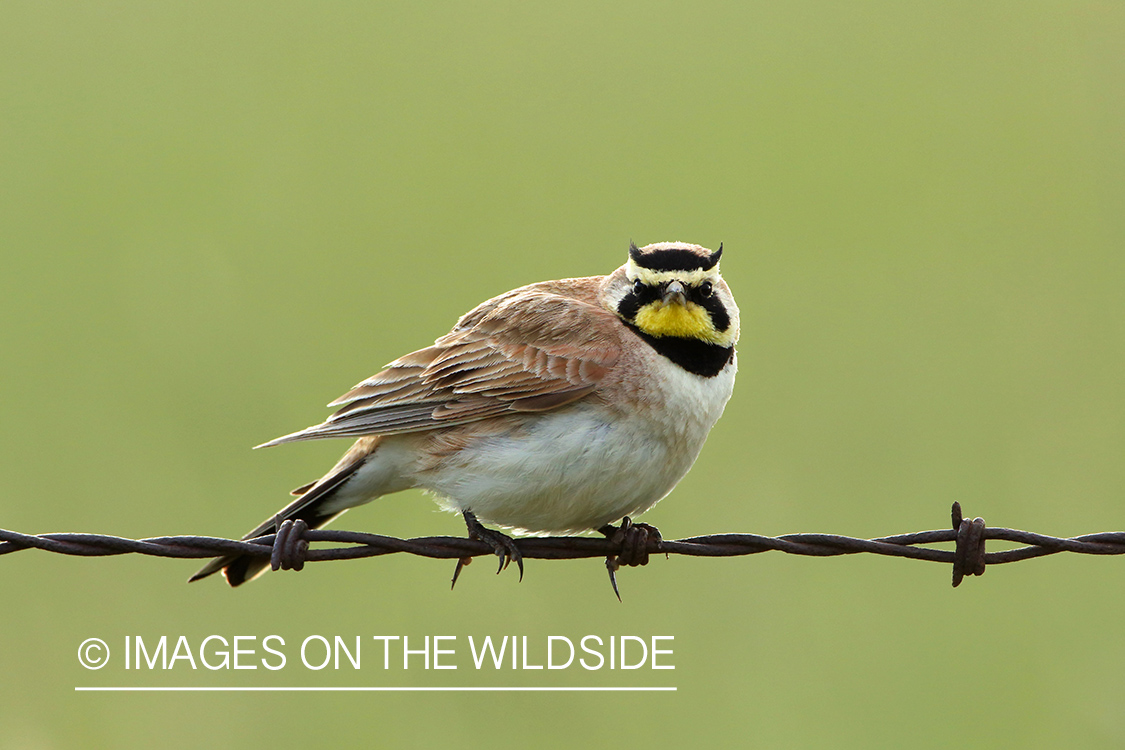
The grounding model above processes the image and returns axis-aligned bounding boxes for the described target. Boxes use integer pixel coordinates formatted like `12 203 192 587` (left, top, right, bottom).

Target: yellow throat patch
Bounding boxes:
633 301 725 344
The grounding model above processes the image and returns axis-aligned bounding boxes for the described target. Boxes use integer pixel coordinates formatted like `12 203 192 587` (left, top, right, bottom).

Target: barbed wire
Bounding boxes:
2 503 1123 591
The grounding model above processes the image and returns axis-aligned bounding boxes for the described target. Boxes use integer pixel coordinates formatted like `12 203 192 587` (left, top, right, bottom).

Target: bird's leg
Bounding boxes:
597 517 663 601
451 510 524 589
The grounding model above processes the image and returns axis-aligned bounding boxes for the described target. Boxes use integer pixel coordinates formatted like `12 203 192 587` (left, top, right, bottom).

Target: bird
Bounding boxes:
190 241 740 590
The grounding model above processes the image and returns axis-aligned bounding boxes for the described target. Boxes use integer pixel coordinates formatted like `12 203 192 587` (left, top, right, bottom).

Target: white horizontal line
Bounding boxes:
75 686 676 692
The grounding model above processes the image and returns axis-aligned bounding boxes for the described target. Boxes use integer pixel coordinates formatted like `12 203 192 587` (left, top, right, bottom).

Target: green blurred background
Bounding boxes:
2 1 1123 747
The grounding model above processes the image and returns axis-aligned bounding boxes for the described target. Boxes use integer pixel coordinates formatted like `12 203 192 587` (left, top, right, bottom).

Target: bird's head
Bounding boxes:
604 242 739 351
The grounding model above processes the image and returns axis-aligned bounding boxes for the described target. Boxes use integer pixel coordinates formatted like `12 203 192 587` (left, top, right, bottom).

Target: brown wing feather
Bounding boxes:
257 287 620 448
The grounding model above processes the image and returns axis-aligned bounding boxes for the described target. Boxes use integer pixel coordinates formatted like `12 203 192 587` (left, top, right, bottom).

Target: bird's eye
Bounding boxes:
699 281 713 297
633 279 645 295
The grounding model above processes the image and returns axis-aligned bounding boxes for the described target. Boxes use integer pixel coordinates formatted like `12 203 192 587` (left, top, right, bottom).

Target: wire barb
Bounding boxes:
270 517 310 573
2 504 1124 593
951 502 987 587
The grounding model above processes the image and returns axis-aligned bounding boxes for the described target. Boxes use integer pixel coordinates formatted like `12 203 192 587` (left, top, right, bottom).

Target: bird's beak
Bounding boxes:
662 280 687 305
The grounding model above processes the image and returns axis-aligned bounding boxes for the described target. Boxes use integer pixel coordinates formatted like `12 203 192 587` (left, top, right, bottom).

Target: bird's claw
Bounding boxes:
451 510 524 589
598 517 662 601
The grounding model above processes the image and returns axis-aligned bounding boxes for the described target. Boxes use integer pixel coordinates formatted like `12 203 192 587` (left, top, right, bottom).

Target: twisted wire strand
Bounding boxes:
2 503 1123 587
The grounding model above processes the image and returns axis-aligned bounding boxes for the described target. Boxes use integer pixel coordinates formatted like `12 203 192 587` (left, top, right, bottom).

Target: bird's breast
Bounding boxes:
415 354 737 533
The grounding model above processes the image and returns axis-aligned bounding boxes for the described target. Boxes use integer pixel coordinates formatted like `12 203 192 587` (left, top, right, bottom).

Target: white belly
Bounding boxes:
417 358 737 533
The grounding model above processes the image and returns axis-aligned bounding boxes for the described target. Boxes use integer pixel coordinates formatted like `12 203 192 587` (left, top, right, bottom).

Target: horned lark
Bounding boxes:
191 241 739 587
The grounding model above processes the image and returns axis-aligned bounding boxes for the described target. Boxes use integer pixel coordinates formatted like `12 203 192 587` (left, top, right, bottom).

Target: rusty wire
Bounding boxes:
2 503 1124 588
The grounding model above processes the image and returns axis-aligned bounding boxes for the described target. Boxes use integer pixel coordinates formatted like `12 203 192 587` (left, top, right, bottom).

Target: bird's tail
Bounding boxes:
189 449 369 587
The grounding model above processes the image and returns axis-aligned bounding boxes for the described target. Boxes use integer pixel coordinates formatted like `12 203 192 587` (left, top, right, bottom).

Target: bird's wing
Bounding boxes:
257 290 621 447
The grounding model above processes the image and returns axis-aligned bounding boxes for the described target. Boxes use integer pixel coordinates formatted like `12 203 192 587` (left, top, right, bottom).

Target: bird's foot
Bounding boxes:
597 517 662 601
452 510 524 589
